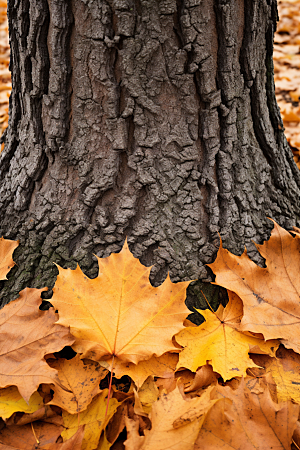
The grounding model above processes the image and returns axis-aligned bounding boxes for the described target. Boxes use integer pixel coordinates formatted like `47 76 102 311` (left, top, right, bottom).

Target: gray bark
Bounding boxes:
0 0 299 307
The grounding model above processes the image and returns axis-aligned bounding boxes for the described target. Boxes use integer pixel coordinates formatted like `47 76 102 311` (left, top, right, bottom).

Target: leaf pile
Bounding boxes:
2 224 300 449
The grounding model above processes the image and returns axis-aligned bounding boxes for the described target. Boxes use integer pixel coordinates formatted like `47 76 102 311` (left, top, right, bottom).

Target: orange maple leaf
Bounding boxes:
208 221 300 352
0 288 74 401
51 240 190 365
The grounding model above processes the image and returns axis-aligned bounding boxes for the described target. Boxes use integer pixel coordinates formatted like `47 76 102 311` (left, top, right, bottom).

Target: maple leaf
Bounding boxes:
62 389 119 450
0 420 64 449
0 237 18 280
195 378 299 450
208 221 300 352
51 240 190 365
252 347 300 404
0 386 43 419
48 356 108 414
124 385 218 450
106 353 178 389
41 427 85 450
0 288 74 401
176 292 278 380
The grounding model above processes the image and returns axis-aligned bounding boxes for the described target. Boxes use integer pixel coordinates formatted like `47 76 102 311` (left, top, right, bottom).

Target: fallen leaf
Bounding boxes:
62 389 119 450
0 420 64 449
42 427 84 450
134 377 159 416
52 240 190 364
195 378 299 450
137 385 218 450
184 364 218 393
48 356 108 414
0 387 43 420
0 237 18 280
176 292 277 380
252 347 300 404
105 403 127 446
109 353 178 389
208 221 300 352
124 416 144 450
0 288 74 401
6 405 58 427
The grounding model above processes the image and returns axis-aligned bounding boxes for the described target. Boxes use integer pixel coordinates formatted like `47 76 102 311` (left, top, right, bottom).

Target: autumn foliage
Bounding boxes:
1 223 300 449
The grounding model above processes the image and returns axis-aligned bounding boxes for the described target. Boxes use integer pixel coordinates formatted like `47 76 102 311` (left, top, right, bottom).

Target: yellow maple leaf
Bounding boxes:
62 390 119 450
0 386 43 419
176 292 278 380
208 220 300 352
48 355 108 414
253 347 300 404
52 240 190 365
0 236 18 280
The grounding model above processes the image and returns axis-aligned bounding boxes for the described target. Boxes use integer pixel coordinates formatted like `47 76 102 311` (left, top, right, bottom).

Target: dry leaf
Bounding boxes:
0 420 63 449
0 237 18 280
48 356 108 414
208 221 300 352
124 416 145 450
134 377 159 416
195 378 299 449
62 389 119 450
252 347 300 404
184 364 218 393
52 240 190 364
135 385 218 450
6 405 58 427
0 288 74 401
42 427 85 449
176 292 277 380
109 353 178 389
0 387 43 420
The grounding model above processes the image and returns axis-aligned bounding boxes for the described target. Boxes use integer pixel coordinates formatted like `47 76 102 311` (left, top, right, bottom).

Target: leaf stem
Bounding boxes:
31 423 39 444
105 355 115 420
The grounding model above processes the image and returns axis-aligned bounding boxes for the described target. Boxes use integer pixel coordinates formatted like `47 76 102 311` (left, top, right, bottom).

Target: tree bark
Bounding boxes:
0 0 299 306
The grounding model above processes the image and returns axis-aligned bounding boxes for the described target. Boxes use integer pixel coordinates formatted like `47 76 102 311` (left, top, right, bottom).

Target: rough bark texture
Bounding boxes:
1 0 300 306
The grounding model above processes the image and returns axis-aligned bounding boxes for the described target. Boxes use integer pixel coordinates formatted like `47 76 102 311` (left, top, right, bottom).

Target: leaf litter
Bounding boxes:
0 226 299 448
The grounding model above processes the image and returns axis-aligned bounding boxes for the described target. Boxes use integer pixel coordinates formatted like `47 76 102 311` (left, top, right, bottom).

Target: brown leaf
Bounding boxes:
195 378 299 449
208 221 300 352
135 385 218 450
48 356 108 414
124 416 145 450
41 427 85 450
6 406 60 427
0 421 63 449
0 288 74 401
184 364 218 393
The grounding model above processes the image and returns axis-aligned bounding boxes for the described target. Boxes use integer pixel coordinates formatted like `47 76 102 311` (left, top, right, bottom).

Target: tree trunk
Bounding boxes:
0 0 299 306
